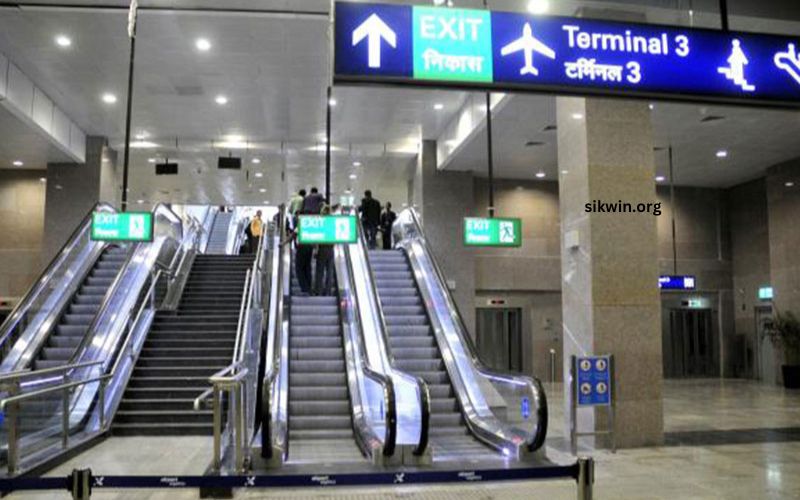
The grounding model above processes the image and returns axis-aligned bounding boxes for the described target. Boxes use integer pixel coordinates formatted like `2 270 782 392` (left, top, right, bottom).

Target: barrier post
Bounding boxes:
576 456 594 500
69 468 92 500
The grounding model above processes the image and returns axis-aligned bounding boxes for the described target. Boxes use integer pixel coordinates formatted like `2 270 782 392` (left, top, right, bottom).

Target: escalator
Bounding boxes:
33 246 128 370
370 249 497 462
206 212 233 254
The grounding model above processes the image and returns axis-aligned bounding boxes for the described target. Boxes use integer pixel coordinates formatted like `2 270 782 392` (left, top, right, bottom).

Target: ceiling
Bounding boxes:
0 0 798 200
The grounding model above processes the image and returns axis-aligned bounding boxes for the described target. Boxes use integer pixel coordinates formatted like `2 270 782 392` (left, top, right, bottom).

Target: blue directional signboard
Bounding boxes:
659 275 696 290
575 356 612 406
334 2 800 106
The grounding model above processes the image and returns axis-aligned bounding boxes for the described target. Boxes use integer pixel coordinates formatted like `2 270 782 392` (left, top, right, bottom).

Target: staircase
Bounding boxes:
113 254 252 435
370 249 496 462
206 212 233 254
34 246 128 370
287 270 362 463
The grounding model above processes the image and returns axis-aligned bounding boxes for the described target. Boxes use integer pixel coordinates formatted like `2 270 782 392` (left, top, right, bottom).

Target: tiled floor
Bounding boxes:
8 379 800 499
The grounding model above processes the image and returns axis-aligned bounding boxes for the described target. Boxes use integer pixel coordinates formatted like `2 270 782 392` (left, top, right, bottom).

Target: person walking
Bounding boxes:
380 202 397 250
359 190 381 250
288 189 306 230
313 205 335 296
302 187 325 215
248 210 263 253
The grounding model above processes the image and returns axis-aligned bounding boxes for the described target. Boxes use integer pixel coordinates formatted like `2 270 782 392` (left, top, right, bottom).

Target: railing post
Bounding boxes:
6 382 20 475
212 386 222 471
62 386 70 448
576 456 594 500
235 382 244 472
99 379 107 429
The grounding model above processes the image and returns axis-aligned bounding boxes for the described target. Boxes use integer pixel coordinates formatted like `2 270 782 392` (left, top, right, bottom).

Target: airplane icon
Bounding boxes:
500 23 556 76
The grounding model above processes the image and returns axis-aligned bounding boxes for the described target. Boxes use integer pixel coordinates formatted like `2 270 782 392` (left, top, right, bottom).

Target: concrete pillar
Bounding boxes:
44 137 120 261
412 140 476 334
557 97 663 448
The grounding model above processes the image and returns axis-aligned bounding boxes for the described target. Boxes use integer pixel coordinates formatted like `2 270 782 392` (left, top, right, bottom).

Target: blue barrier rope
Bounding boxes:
0 463 580 494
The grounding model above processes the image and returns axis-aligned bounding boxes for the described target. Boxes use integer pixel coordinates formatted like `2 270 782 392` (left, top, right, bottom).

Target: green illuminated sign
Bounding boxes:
91 212 153 242
297 215 358 245
464 217 522 247
412 7 493 82
758 286 773 300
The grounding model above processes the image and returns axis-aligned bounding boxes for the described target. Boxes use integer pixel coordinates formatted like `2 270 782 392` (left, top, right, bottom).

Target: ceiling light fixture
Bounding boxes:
135 131 148 140
328 98 337 106
786 181 795 187
263 200 270 204
571 113 583 120
527 0 550 14
259 188 266 193
353 161 362 167
716 150 728 158
349 174 357 180
195 38 212 52
655 175 666 182
255 172 264 178
434 103 444 110
39 177 46 183
12 160 23 167
535 171 546 178
55 35 72 48
148 158 156 163
251 158 261 164
101 93 117 104
648 103 655 110
215 95 228 105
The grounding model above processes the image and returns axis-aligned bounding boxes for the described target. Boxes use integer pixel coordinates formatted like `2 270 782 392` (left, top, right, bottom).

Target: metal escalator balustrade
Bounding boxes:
370 249 498 462
114 254 254 435
206 212 234 254
391 209 548 461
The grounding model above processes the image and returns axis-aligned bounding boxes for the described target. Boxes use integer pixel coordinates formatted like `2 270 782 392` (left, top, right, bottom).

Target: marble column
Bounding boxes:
411 140 476 334
44 136 120 261
557 97 664 448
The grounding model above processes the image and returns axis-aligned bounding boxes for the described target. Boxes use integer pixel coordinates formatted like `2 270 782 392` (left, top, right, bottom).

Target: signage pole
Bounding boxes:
121 1 138 212
486 93 495 218
325 86 332 204
668 146 677 275
719 0 729 31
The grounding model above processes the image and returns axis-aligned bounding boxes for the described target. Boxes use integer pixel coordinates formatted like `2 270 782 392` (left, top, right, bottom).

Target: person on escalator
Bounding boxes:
380 202 397 250
248 210 263 253
288 189 306 230
359 190 381 250
313 205 335 296
302 187 325 215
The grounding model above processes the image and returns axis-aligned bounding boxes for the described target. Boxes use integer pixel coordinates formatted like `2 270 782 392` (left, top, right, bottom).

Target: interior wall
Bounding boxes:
766 160 800 326
0 169 46 299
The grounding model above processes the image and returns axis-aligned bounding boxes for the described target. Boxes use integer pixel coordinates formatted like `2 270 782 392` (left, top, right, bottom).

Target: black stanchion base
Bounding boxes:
199 486 233 499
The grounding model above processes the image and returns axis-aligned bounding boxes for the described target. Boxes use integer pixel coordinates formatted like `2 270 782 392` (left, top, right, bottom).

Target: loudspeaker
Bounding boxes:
218 157 242 170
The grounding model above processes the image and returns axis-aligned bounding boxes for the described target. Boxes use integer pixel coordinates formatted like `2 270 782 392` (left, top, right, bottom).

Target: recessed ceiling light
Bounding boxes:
571 113 583 120
130 141 158 149
136 199 144 204
195 38 211 52
648 103 655 110
527 0 550 14
215 95 228 105
101 93 117 104
55 35 72 48
349 174 357 180
148 158 156 163
135 131 148 140
12 160 23 167
786 181 795 187
561 170 568 175
255 172 264 178
716 150 728 158
251 158 261 164
259 188 266 193
345 189 352 194
328 98 337 106
655 175 666 182
39 177 46 183
353 161 362 167
263 200 270 204
434 103 444 110
535 171 546 178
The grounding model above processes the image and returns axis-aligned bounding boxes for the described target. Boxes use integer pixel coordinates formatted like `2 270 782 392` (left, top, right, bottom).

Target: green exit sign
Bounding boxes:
91 212 153 242
297 215 358 245
464 217 522 247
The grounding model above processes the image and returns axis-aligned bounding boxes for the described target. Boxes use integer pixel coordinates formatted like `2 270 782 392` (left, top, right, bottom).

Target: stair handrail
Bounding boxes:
351 217 431 457
399 208 548 454
0 202 115 360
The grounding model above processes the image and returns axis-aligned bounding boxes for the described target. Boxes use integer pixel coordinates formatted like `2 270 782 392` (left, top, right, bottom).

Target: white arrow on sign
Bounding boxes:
352 13 396 69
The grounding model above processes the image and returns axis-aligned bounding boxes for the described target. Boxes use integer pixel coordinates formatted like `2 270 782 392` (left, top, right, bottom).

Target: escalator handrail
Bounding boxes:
261 206 289 459
0 202 115 354
340 243 397 458
404 209 548 452
352 217 430 457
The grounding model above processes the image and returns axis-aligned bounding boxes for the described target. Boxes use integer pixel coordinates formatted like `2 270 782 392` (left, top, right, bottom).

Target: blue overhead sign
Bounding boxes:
334 2 800 106
659 275 696 290
575 356 612 407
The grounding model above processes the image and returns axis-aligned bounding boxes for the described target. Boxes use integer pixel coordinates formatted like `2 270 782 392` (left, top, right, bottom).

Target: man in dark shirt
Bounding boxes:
380 202 397 250
359 190 381 249
302 187 325 215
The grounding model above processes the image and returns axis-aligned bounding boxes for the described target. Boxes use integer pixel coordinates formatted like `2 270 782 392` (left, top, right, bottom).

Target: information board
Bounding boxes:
464 217 522 247
335 1 800 106
297 215 358 245
575 355 612 406
659 275 696 290
91 212 153 242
